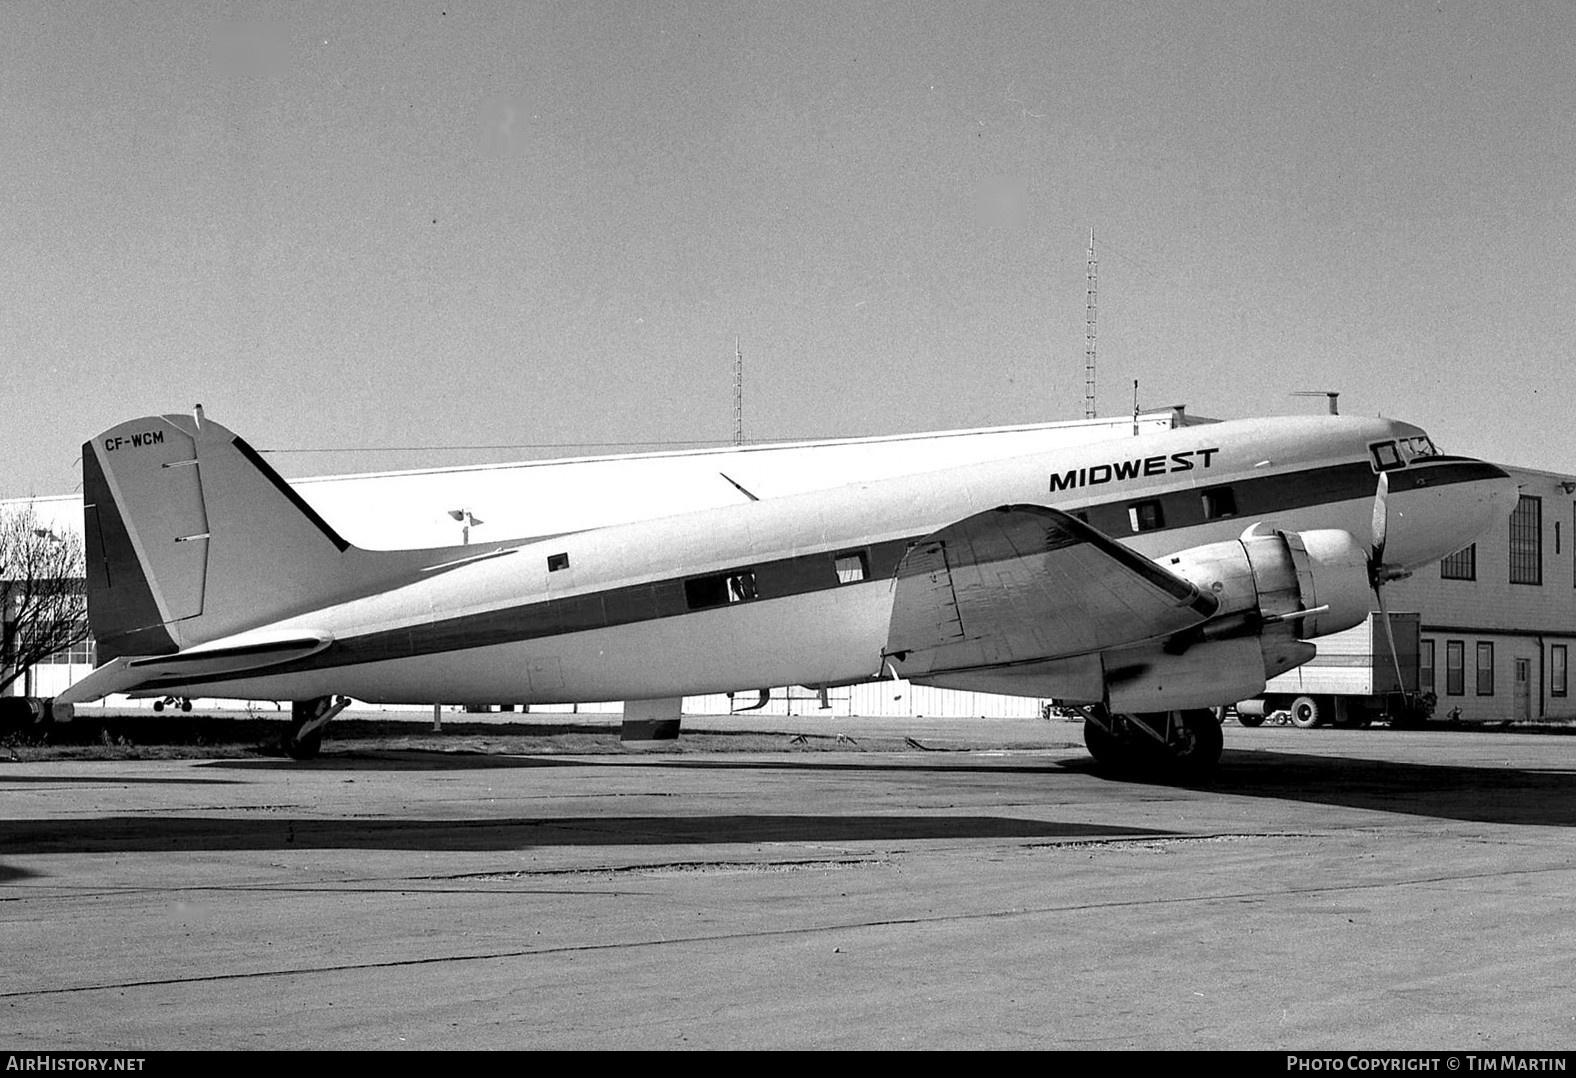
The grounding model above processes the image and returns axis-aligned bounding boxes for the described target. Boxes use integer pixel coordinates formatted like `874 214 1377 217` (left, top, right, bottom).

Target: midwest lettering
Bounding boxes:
1049 448 1219 492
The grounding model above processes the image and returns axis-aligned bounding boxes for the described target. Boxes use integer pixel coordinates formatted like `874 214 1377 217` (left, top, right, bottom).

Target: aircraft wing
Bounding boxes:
884 504 1220 677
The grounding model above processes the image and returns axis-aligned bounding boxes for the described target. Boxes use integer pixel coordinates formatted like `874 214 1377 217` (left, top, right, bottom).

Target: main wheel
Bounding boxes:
1085 710 1223 779
1289 695 1323 729
1154 708 1224 777
1082 717 1124 767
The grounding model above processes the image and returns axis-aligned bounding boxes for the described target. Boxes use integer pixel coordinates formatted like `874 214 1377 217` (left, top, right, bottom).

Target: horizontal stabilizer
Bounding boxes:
127 631 333 678
885 504 1218 678
55 632 332 704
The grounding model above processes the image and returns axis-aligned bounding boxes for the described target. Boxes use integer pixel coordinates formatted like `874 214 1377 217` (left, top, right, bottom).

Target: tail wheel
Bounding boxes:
281 729 322 760
1289 695 1323 729
1236 712 1266 728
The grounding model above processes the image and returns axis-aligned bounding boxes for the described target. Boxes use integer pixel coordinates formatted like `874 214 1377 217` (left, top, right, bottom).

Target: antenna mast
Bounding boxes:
733 337 744 446
1084 228 1097 419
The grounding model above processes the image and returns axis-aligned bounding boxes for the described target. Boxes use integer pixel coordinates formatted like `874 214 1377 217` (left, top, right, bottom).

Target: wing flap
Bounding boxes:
885 504 1217 677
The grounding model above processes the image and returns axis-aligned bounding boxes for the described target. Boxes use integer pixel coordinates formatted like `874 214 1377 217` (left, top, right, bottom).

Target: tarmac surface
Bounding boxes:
4 716 1576 1050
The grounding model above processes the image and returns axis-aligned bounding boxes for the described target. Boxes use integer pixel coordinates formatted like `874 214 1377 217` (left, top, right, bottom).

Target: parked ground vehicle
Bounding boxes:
1235 613 1431 728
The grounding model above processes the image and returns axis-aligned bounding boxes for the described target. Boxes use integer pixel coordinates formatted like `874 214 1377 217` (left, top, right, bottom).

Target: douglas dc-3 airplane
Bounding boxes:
57 409 1517 776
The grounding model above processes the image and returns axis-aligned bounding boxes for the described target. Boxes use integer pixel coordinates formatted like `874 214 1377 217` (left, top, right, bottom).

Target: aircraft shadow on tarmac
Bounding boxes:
0 774 243 785
206 746 1576 828
1204 748 1576 826
0 814 1175 856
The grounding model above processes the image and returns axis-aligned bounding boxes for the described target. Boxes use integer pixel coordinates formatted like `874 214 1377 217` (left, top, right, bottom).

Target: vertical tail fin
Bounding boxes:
83 412 366 659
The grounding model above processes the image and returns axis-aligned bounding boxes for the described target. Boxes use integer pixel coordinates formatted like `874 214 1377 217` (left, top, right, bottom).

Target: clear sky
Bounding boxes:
2 1 1573 497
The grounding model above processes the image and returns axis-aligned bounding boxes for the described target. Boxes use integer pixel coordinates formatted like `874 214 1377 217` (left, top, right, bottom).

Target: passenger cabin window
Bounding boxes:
833 551 869 584
685 569 759 610
1370 442 1404 471
547 552 570 572
1128 500 1164 533
1201 487 1237 520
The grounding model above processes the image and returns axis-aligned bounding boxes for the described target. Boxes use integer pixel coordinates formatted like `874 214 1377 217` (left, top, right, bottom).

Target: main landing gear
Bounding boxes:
281 696 351 760
1082 706 1224 780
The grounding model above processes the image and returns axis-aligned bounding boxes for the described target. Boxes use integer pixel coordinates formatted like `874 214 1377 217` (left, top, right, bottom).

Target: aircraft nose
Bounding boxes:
1385 458 1519 572
1485 464 1520 522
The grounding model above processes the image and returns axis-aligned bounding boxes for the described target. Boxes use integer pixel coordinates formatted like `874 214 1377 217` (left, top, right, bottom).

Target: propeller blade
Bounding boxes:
1374 580 1407 692
1370 470 1390 572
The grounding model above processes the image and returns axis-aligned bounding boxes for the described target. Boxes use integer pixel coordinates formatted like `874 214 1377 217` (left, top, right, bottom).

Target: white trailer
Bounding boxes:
1235 612 1424 728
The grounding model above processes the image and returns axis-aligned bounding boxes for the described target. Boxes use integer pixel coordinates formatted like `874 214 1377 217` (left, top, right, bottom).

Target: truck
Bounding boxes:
1234 612 1430 729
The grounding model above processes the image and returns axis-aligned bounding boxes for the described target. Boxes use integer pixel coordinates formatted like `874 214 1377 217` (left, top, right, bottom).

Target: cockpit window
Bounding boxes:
1400 435 1437 460
1370 441 1405 471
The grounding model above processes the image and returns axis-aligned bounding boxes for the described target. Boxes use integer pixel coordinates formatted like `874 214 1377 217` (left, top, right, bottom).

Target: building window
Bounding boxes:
39 627 94 665
1440 545 1476 581
1201 487 1237 520
1554 645 1568 698
1446 640 1465 696
1509 495 1542 585
685 569 759 610
1476 641 1495 696
1128 500 1164 533
1419 639 1435 696
833 551 868 584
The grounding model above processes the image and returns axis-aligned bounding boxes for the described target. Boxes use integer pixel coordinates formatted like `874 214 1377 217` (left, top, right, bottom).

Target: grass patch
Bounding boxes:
0 713 918 762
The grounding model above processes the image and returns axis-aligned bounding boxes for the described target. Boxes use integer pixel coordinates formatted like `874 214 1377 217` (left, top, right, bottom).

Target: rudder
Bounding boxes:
83 411 358 659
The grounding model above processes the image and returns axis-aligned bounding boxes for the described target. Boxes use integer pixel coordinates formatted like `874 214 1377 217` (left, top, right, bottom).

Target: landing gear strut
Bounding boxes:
281 696 350 760
1082 706 1224 780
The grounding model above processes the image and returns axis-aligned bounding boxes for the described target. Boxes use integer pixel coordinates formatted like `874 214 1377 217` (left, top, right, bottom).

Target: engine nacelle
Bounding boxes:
1162 527 1371 641
1105 634 1317 713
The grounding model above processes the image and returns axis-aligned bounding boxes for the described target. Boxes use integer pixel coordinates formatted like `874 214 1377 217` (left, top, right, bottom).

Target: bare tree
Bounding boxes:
1 503 89 697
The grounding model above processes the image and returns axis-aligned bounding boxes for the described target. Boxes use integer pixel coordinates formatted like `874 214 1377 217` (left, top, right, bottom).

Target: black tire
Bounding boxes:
153 700 165 712
1236 712 1265 728
1086 710 1223 779
1160 709 1224 777
1289 695 1323 729
281 729 322 760
1082 718 1124 768
179 699 192 712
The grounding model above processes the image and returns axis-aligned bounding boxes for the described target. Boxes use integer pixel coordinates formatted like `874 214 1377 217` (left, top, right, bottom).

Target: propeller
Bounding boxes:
1368 472 1409 700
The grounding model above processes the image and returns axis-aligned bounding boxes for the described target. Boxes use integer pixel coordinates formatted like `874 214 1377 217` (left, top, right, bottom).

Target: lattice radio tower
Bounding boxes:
733 337 744 446
1084 228 1098 419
